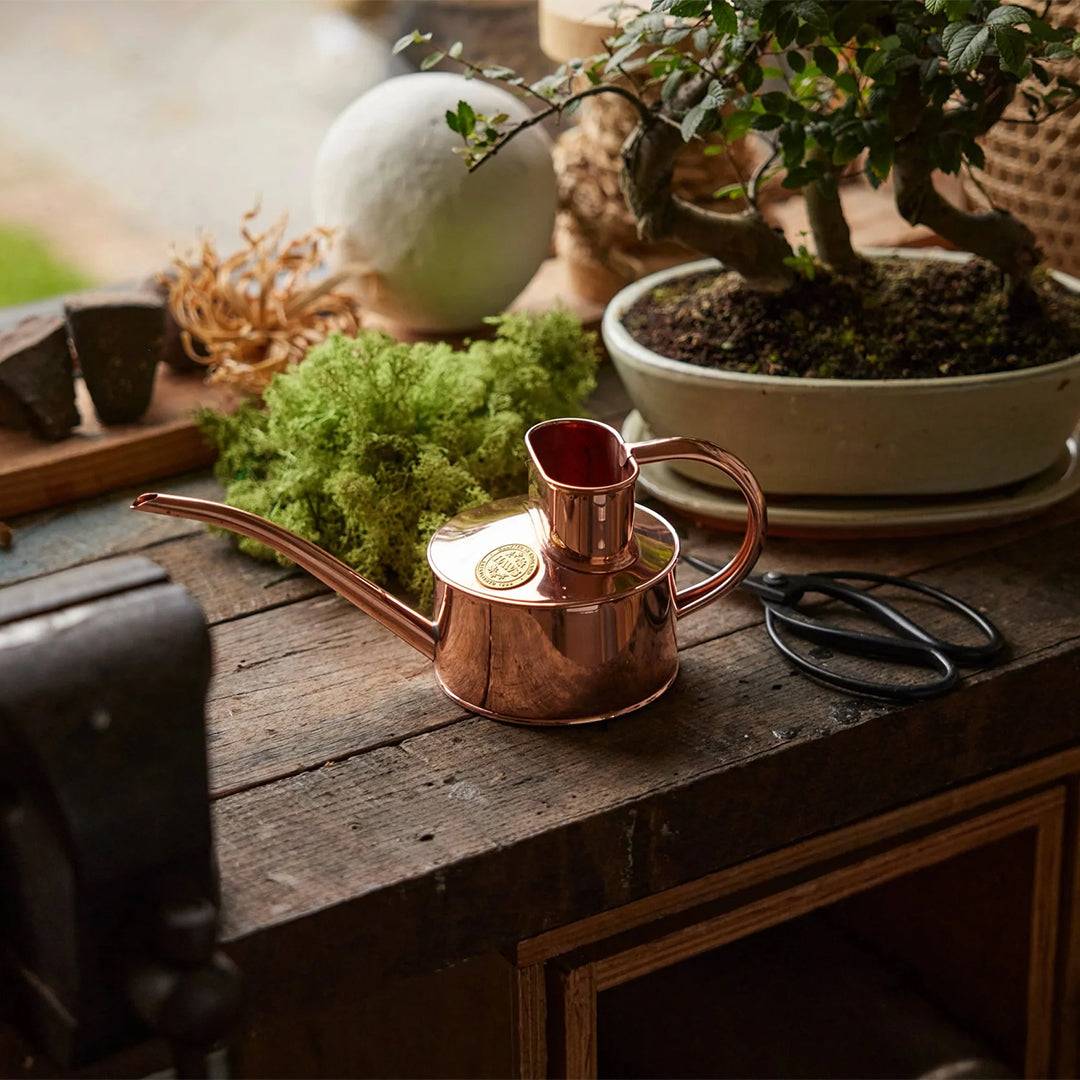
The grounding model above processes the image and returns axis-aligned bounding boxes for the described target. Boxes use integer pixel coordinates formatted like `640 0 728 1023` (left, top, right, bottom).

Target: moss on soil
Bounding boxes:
622 257 1080 379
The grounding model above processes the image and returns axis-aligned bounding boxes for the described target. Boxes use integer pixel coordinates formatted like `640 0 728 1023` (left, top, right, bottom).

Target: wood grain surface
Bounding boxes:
3 369 1080 1071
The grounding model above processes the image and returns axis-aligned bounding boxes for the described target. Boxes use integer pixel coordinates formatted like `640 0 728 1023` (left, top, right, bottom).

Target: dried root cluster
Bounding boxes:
164 208 361 394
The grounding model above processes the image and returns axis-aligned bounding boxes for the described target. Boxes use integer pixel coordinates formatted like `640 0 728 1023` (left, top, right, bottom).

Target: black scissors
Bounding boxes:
684 555 1005 703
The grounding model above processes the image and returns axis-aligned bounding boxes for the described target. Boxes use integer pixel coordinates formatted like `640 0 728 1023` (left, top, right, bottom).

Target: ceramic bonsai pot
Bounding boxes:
602 249 1080 496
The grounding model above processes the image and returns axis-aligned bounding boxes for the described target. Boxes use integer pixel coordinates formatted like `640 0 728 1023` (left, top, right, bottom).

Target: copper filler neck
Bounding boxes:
526 418 639 569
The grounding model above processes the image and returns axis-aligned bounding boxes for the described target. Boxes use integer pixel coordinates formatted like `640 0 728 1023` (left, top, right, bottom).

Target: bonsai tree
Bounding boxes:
399 0 1080 294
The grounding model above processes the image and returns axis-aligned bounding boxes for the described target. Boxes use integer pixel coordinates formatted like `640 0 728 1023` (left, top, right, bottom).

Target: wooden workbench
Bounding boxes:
2 365 1080 1078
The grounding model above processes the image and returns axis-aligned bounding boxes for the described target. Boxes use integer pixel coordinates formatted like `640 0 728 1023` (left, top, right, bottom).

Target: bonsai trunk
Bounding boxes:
804 162 861 272
889 72 1040 282
893 140 1041 280
620 114 796 293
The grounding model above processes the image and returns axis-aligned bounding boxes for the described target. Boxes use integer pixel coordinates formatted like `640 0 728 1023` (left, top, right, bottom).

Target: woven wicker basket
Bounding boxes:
978 1 1080 276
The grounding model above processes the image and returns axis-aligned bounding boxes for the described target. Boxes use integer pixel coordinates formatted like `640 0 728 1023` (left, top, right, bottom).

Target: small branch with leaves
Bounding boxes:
398 0 1080 291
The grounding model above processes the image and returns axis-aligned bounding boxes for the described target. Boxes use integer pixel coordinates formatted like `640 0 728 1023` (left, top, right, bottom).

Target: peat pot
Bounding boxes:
602 249 1080 496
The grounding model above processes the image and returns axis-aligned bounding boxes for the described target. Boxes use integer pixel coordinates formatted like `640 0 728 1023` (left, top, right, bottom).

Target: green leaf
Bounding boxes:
758 2 780 33
779 120 805 164
448 40 463 59
861 49 890 77
705 79 728 106
711 0 738 35
787 49 807 72
924 0 947 11
445 109 461 134
605 40 642 73
833 131 865 164
994 25 1026 75
775 8 798 48
723 109 756 140
392 32 418 55
1026 17 1060 42
948 24 989 71
781 164 816 188
661 69 686 102
964 138 986 170
761 91 788 114
986 4 1029 27
795 0 829 30
456 100 476 136
741 60 764 91
752 112 785 130
867 139 893 178
670 0 708 14
835 72 859 93
813 45 839 76
941 22 965 52
680 102 709 141
897 22 921 52
420 51 445 70
661 26 692 45
833 4 868 42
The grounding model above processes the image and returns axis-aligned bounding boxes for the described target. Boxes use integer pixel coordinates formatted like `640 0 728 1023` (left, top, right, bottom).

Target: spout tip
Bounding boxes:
131 492 160 511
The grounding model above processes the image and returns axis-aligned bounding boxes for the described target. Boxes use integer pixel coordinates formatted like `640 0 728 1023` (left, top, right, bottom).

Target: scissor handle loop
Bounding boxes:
629 437 766 619
763 603 959 703
796 571 1005 663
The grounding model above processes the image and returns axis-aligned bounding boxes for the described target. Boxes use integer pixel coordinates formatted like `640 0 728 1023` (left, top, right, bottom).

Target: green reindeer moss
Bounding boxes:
200 312 597 605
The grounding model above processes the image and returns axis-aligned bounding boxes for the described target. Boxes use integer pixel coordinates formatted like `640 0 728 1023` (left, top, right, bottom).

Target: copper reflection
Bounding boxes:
131 419 766 725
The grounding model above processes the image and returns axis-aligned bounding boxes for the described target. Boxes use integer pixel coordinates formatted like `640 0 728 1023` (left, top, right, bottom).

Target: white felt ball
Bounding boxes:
313 72 556 332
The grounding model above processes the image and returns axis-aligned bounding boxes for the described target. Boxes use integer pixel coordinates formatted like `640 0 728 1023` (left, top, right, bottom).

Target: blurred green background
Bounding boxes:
0 223 92 306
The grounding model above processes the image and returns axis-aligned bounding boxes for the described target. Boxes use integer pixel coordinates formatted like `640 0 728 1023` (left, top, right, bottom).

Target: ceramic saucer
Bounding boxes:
621 411 1080 538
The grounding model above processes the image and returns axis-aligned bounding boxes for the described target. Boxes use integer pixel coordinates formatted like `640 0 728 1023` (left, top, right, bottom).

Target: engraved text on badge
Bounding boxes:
475 543 539 590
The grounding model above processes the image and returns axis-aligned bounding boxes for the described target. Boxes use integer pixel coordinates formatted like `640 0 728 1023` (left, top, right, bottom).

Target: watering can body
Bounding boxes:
134 418 766 725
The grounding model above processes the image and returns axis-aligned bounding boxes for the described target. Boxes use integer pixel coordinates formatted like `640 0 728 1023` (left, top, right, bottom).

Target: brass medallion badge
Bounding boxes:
475 543 539 590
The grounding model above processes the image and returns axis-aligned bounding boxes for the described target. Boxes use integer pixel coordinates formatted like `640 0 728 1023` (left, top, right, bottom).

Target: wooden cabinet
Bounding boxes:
512 751 1080 1079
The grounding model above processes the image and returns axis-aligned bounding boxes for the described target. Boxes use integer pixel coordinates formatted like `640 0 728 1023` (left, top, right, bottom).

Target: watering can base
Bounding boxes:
434 664 680 726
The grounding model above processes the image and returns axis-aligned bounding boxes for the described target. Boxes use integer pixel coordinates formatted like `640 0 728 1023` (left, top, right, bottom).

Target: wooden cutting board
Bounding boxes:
0 259 604 520
0 369 236 518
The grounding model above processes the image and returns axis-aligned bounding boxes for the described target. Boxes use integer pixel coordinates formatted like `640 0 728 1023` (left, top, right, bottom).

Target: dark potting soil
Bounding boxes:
621 257 1080 379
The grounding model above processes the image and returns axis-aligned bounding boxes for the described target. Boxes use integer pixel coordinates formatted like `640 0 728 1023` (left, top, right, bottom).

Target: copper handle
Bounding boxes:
629 437 767 619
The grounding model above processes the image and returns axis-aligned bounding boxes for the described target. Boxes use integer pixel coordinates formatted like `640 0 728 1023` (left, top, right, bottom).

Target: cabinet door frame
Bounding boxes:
513 748 1080 1080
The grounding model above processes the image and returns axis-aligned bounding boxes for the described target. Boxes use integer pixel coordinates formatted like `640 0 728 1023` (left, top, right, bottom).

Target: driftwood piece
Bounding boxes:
0 315 79 440
65 290 164 423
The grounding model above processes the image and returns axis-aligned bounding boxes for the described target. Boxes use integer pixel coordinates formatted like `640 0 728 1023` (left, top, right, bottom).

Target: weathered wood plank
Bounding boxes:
143 531 324 627
219 635 1080 1005
197 503 1080 799
677 489 1080 648
0 472 222 586
212 520 1080 983
206 593 456 797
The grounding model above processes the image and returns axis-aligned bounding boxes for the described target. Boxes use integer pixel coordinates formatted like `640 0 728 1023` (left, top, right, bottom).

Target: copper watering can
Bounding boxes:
133 418 766 726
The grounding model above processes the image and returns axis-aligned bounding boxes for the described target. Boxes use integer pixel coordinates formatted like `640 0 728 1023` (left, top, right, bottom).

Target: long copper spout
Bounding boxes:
132 493 438 660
